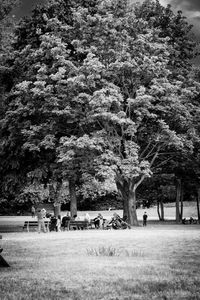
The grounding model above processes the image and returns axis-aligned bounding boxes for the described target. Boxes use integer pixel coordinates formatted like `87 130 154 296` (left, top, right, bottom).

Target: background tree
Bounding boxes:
0 0 102 215
134 0 197 75
0 0 19 117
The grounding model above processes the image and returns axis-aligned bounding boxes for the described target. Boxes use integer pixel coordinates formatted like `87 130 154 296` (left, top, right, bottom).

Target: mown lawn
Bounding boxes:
0 226 200 300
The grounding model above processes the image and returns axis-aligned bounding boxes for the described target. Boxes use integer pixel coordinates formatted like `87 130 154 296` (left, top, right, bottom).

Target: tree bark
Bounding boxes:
117 179 140 226
54 204 61 217
160 198 164 221
49 183 55 202
116 180 128 219
123 196 129 220
197 187 200 224
180 184 184 221
127 189 139 226
157 201 161 220
69 179 77 218
49 182 61 217
175 178 181 223
53 181 62 217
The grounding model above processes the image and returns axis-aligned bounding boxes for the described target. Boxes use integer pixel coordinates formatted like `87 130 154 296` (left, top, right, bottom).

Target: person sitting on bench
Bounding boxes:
62 212 71 231
49 215 57 231
94 213 103 229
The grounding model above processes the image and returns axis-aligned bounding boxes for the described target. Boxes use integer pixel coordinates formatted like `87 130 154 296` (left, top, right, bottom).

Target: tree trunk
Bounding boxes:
116 181 128 220
160 198 164 221
180 184 184 221
197 188 200 224
54 204 61 217
69 179 77 218
123 196 129 220
175 178 181 223
127 189 139 226
53 181 62 217
157 201 161 220
49 183 55 202
117 180 139 226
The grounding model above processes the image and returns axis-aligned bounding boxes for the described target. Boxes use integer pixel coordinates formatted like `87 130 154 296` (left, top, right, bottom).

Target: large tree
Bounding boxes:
58 0 199 225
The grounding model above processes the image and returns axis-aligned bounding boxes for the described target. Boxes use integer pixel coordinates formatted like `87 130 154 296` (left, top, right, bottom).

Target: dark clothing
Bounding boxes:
62 216 71 231
93 214 103 228
49 217 57 231
143 213 148 226
94 218 100 228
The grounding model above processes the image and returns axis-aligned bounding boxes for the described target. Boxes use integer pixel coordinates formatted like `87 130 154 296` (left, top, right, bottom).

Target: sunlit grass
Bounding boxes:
1 227 200 299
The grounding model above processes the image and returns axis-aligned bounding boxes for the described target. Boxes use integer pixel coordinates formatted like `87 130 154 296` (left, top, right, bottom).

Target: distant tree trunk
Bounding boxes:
49 183 55 202
180 184 184 221
54 204 61 217
49 182 61 217
197 187 200 224
175 178 181 223
160 198 164 221
157 199 164 221
54 181 62 217
157 200 161 220
69 179 77 218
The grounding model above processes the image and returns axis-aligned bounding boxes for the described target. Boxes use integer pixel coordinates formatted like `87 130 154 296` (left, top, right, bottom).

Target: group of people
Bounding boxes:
31 205 149 233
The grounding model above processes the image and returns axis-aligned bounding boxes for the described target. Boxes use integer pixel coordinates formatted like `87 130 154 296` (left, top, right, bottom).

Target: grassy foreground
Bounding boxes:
1 226 200 300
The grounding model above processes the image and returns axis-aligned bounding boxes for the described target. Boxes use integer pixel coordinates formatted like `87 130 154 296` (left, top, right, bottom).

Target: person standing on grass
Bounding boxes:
37 209 47 233
143 212 148 226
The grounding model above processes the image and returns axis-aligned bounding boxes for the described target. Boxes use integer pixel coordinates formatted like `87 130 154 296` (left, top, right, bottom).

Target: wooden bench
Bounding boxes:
23 221 50 232
0 235 10 267
69 220 90 230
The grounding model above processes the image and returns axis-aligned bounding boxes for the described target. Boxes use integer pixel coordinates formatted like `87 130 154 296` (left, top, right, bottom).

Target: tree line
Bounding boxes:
0 0 200 225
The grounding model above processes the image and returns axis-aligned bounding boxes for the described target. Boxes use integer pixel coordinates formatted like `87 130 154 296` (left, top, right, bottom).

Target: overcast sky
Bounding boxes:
13 0 200 38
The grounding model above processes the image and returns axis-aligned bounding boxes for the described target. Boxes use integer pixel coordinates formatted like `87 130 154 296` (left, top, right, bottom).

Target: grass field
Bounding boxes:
1 225 200 300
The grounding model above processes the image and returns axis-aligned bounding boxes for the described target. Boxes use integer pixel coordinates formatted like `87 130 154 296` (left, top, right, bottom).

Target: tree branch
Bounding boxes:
149 147 160 167
153 156 172 170
139 140 153 159
132 174 146 191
